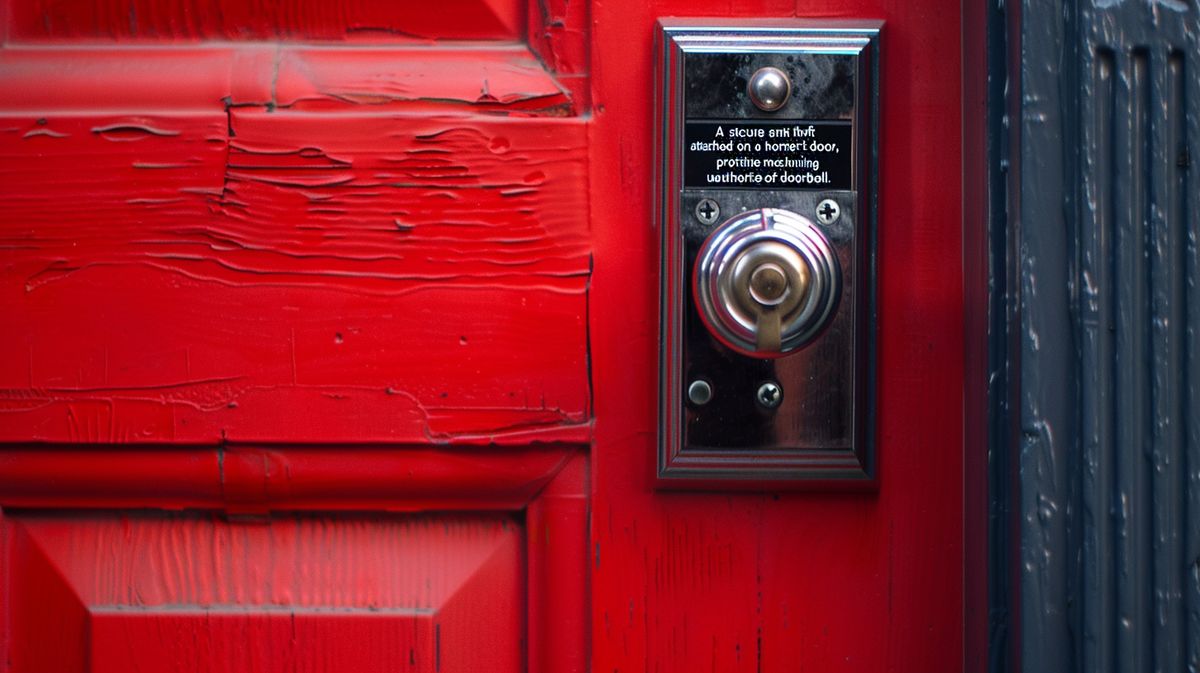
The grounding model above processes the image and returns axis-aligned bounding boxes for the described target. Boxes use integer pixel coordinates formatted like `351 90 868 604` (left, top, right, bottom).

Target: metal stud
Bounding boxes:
687 379 713 405
747 67 791 112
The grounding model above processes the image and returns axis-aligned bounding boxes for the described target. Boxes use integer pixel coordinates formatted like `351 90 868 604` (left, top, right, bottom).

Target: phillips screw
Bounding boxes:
695 198 721 226
756 381 783 409
816 199 841 225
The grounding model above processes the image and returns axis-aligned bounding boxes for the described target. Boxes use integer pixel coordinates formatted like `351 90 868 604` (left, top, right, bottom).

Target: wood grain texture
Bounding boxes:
0 0 970 671
526 450 588 673
5 512 524 673
526 0 590 107
1015 6 1200 670
587 1 965 671
0 446 581 512
5 0 524 42
0 46 574 114
0 46 590 446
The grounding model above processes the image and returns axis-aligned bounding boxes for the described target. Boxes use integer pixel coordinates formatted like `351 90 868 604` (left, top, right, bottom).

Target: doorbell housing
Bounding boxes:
655 19 881 487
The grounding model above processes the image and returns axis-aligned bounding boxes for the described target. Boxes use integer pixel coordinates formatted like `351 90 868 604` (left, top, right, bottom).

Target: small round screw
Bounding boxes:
747 67 791 112
687 379 713 405
756 381 783 409
695 198 721 226
815 198 841 225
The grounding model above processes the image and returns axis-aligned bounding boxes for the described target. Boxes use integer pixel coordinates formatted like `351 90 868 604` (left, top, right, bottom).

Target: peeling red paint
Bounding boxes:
8 0 524 42
274 49 573 113
0 47 589 446
0 46 575 115
0 0 967 670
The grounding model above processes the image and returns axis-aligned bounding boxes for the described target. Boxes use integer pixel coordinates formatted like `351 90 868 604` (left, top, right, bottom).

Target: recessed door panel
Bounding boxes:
4 512 523 673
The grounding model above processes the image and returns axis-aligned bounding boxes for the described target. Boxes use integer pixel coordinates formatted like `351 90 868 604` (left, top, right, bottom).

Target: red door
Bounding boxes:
0 0 965 670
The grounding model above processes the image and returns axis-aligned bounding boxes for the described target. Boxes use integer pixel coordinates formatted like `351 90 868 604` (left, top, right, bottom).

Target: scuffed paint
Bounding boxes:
8 0 524 42
1015 0 1200 671
0 44 590 446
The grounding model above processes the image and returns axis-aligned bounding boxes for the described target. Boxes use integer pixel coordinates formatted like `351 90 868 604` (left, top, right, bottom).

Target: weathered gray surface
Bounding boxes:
1015 0 1199 671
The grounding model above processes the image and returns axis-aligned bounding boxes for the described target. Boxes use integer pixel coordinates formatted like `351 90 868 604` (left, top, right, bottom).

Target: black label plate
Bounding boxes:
683 120 853 190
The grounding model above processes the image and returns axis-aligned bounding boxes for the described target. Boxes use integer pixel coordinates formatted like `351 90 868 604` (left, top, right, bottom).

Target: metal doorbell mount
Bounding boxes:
656 19 881 487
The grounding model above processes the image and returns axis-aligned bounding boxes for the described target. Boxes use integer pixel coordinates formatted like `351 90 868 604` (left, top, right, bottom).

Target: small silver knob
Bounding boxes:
687 379 713 405
747 67 791 112
748 262 792 306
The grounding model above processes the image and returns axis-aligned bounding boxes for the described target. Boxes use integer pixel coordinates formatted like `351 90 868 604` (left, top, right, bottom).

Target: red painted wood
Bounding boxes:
962 0 991 667
525 0 590 107
587 2 964 673
527 0 588 80
0 47 590 446
0 46 575 114
0 446 580 512
527 450 589 673
4 512 524 672
0 11 594 669
0 0 966 669
5 0 523 42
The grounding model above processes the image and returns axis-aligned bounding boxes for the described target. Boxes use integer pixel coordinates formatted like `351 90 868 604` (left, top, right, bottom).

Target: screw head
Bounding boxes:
815 198 841 225
695 198 720 226
756 381 783 409
747 67 791 112
687 379 713 405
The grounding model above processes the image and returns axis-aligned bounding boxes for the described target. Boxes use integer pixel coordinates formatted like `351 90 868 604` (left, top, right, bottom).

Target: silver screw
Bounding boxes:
687 379 713 405
815 198 841 225
756 381 783 409
695 198 720 226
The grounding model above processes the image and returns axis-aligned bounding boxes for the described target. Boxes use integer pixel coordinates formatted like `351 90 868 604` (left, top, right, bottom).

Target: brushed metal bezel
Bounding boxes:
693 208 841 356
655 18 882 487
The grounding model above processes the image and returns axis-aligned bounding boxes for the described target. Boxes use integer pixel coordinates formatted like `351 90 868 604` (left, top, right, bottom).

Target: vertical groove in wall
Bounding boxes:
1081 45 1117 673
1152 47 1187 673
1015 1 1199 670
1180 42 1200 673
1112 47 1152 673
1082 44 1197 673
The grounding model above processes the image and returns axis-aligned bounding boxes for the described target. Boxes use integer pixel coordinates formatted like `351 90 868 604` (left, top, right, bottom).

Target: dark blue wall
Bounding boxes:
999 0 1200 671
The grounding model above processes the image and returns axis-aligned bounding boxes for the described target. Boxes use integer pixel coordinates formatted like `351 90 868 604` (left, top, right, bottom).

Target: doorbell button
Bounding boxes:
748 262 790 306
693 208 840 358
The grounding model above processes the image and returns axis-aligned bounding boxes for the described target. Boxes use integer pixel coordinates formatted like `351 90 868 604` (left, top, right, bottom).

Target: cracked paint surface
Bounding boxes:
0 45 590 446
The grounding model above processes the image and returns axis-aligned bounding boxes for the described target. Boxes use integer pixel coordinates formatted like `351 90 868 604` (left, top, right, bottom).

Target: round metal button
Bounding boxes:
748 263 789 306
687 379 713 405
747 67 791 112
693 208 841 357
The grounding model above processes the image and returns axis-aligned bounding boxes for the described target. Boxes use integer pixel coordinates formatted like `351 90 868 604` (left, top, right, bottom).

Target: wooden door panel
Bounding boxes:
3 512 524 673
0 8 592 669
0 446 581 512
0 0 968 668
6 0 524 42
0 45 590 446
